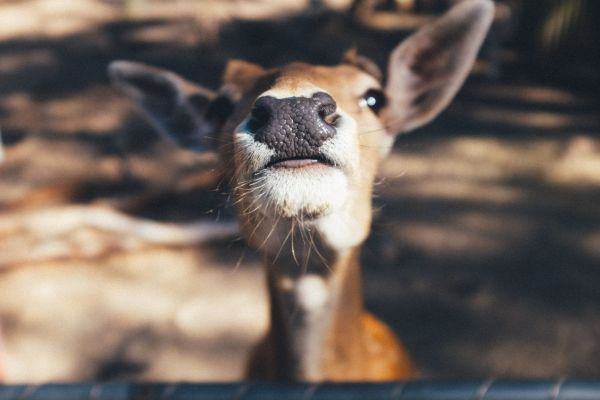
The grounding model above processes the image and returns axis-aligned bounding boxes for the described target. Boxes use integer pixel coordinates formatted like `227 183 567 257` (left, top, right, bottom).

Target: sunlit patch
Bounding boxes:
457 104 600 130
393 212 535 259
464 82 595 107
545 136 600 186
579 233 600 260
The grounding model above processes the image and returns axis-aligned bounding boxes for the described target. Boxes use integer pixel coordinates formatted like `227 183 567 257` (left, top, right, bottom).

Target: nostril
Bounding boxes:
313 92 338 125
247 102 271 132
323 113 340 126
318 104 339 126
318 103 336 119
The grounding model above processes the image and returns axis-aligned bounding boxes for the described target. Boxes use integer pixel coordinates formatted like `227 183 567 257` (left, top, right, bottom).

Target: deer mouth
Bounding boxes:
265 155 335 170
244 152 348 220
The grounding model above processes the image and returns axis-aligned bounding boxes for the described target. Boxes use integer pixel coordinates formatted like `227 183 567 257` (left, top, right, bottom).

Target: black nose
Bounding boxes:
248 92 338 159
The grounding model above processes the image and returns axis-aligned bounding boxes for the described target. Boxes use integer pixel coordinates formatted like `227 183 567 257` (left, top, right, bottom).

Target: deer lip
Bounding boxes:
265 156 335 169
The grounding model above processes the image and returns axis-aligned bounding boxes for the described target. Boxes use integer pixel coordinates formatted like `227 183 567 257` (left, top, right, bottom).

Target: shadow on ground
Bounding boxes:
1 0 600 381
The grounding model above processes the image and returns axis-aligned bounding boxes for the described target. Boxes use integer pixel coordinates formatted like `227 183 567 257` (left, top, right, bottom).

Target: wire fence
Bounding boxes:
0 380 599 400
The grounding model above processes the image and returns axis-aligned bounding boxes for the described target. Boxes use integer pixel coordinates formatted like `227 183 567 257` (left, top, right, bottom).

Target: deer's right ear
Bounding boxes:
109 61 234 152
383 0 494 134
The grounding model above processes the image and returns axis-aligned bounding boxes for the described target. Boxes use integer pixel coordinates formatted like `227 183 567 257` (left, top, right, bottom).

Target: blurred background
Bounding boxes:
0 0 599 383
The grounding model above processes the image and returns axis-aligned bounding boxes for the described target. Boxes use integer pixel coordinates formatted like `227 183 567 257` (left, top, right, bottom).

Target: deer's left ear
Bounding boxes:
109 61 234 152
383 0 494 134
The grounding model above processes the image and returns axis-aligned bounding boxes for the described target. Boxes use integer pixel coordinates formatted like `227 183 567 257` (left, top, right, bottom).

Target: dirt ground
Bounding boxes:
1 0 600 383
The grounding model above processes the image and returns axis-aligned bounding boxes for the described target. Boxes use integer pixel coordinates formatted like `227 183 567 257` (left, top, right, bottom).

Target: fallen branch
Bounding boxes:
0 204 238 269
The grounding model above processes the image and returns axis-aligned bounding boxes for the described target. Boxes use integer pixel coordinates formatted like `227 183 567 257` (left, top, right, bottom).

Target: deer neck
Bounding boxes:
264 238 366 381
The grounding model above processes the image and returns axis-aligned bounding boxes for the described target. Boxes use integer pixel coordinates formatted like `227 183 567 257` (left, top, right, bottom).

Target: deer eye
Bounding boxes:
359 89 386 114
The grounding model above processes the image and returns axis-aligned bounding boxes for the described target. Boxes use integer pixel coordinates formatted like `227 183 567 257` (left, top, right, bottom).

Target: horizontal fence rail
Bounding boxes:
1 380 599 400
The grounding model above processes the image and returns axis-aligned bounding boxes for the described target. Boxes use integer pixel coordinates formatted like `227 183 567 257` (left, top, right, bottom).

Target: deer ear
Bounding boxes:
221 59 266 100
342 49 383 82
108 61 234 151
383 0 494 134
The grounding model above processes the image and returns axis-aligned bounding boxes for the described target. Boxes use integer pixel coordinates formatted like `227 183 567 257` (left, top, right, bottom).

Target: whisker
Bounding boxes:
290 220 299 267
231 245 248 274
301 226 312 277
358 144 393 149
308 228 332 273
257 213 281 252
357 116 407 137
273 224 293 265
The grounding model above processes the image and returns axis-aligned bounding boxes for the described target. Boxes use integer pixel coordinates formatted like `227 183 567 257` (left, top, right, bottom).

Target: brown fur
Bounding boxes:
246 249 415 381
246 314 415 381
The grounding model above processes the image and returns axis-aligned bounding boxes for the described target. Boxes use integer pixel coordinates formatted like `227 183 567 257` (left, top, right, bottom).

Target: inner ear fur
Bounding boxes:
383 0 494 134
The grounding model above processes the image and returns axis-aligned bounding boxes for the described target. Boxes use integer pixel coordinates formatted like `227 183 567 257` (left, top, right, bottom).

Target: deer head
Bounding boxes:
109 0 494 381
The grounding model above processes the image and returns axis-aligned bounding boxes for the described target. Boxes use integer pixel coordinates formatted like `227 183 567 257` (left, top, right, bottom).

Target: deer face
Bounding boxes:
110 0 494 254
223 62 390 246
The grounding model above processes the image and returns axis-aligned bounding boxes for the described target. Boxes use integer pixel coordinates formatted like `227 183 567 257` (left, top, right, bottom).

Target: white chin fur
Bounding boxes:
251 166 348 219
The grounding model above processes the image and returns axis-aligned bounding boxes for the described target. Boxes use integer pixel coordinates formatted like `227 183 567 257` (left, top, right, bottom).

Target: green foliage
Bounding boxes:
539 0 586 53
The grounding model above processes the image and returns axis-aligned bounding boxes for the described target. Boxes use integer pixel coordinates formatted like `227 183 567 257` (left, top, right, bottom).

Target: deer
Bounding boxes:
109 0 494 382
